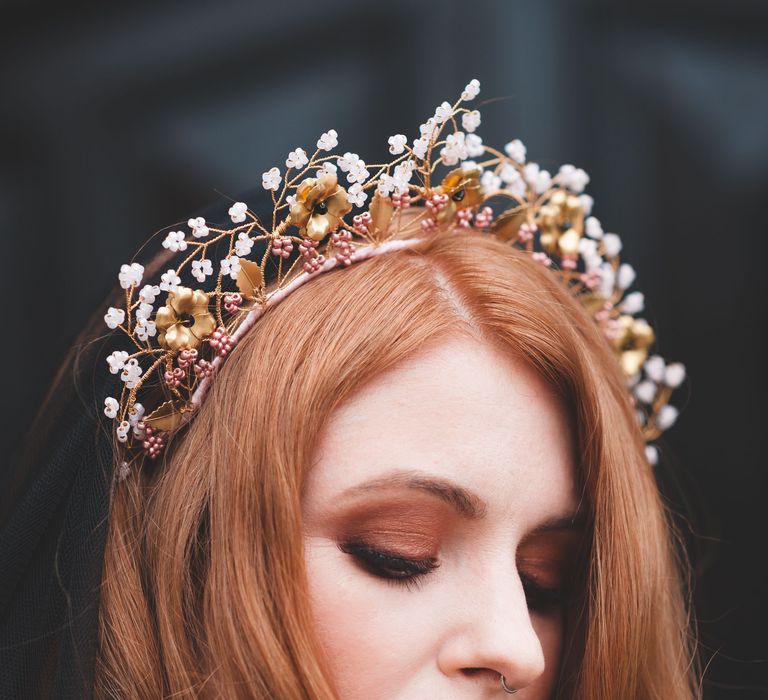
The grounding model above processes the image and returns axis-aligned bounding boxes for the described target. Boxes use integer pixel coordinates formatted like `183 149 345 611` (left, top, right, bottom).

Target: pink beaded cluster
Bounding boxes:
210 326 236 356
141 424 166 459
271 236 294 259
299 237 326 273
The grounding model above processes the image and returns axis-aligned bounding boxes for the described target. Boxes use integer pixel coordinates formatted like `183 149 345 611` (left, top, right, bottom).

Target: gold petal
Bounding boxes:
491 206 527 242
191 313 216 342
236 258 264 298
289 202 310 228
296 178 317 204
632 320 655 348
441 168 465 191
540 232 558 253
558 228 581 256
173 287 195 314
304 174 337 208
143 399 185 431
306 215 331 242
325 189 353 219
155 305 177 332
621 349 648 377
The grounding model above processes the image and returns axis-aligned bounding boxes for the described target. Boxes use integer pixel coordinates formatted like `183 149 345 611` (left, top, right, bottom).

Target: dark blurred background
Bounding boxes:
1 0 766 696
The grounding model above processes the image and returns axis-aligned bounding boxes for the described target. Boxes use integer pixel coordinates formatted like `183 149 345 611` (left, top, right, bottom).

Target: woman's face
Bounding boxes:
302 336 583 698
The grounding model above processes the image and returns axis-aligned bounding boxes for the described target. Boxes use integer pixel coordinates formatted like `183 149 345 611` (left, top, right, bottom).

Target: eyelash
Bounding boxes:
338 539 440 592
339 539 567 611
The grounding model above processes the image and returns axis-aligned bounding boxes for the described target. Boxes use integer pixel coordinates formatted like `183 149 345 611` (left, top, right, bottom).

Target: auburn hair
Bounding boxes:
94 228 700 699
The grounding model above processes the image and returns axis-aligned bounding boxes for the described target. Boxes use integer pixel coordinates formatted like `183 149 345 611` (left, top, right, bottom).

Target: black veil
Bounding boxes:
0 187 271 698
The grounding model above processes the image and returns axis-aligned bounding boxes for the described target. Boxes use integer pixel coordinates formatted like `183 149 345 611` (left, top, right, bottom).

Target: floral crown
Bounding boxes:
102 78 685 477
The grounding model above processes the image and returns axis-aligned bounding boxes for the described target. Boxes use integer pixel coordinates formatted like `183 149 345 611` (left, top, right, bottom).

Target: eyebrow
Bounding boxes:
341 471 487 519
339 470 585 531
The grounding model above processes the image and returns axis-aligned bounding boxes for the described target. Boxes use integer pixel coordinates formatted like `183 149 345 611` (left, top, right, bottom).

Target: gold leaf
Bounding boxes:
491 206 527 242
369 191 394 239
236 258 264 298
143 400 185 431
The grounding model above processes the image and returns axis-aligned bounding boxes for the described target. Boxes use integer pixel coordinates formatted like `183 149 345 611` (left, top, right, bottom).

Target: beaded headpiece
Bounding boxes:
102 78 685 475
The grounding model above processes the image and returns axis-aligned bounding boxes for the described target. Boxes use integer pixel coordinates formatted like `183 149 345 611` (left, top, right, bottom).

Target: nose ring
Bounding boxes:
500 674 518 694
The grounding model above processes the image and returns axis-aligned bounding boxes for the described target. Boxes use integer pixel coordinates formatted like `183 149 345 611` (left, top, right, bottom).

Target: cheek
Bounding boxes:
304 536 434 698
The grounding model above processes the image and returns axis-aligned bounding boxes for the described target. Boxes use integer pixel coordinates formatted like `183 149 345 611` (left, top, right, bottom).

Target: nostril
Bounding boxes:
461 666 500 681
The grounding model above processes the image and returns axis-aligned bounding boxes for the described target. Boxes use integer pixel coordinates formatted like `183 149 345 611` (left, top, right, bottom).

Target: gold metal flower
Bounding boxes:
155 286 216 351
536 190 584 257
289 173 353 241
611 315 656 377
437 167 483 222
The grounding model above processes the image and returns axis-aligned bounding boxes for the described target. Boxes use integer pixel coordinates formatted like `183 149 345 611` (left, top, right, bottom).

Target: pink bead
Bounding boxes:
224 292 243 314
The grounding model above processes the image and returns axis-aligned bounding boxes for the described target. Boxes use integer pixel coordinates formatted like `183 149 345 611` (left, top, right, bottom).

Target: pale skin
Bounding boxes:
302 336 584 699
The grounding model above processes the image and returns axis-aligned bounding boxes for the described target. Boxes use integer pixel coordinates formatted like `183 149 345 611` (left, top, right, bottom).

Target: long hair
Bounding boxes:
94 229 700 698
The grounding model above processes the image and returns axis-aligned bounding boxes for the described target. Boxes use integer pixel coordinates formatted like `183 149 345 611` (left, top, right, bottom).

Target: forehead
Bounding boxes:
305 336 579 530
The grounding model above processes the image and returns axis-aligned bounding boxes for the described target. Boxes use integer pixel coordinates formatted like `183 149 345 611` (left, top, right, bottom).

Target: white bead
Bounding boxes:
656 404 679 430
644 355 666 383
603 233 622 257
634 380 657 404
664 362 686 388
617 263 636 290
645 444 659 466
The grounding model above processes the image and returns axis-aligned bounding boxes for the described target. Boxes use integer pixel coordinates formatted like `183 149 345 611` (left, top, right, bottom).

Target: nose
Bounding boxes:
437 568 546 692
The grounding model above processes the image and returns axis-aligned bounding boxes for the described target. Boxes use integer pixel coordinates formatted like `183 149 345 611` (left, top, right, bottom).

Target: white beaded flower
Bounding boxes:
504 139 527 164
461 110 481 133
104 397 119 419
465 133 484 158
118 262 144 289
159 269 181 292
228 201 248 224
191 258 213 283
221 255 241 280
377 174 395 196
139 284 160 304
346 183 367 207
434 101 453 124
558 164 590 193
135 319 157 342
188 216 209 238
440 132 468 166
461 78 481 101
107 350 129 374
162 231 187 252
392 160 414 194
262 167 282 191
523 163 552 194
316 162 337 178
286 147 309 170
104 307 125 330
234 232 254 257
480 171 502 195
388 134 407 155
317 129 338 151
411 137 428 160
120 359 142 389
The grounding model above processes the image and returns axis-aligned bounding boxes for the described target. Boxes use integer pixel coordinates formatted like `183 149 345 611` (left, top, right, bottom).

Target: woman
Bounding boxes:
1 80 698 698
